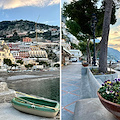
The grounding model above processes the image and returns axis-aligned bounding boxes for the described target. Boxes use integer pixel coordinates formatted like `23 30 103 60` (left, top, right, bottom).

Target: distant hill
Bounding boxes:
0 20 59 36
108 47 120 61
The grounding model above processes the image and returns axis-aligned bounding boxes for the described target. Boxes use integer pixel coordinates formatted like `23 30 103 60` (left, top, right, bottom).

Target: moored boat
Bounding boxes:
11 97 60 118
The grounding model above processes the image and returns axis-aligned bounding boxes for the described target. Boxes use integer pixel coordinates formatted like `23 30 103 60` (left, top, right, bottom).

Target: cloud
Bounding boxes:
48 0 60 6
43 20 55 24
109 25 120 40
108 38 120 51
0 0 60 9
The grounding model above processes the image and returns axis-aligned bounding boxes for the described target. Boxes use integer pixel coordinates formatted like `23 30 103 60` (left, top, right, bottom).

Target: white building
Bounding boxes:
61 39 71 50
62 22 79 45
69 49 82 62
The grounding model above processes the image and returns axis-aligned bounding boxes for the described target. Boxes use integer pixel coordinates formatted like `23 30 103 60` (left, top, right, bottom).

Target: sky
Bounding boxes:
0 0 60 26
61 0 120 52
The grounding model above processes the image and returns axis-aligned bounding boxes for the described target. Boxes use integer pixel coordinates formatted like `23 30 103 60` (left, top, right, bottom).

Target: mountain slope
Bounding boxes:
108 47 120 61
0 20 59 36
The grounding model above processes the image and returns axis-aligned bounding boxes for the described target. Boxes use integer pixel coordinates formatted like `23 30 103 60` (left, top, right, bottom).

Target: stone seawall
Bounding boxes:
7 77 60 102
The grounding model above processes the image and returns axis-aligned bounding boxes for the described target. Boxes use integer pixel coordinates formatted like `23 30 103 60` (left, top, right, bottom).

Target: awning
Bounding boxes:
63 47 72 55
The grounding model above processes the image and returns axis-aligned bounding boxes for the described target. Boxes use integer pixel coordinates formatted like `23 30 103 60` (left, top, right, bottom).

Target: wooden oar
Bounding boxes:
15 97 59 111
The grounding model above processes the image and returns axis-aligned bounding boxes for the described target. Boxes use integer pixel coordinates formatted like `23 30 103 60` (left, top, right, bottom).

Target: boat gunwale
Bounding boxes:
12 97 60 112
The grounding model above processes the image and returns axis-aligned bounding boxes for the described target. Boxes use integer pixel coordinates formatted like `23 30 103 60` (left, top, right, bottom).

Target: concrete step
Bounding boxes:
74 98 117 120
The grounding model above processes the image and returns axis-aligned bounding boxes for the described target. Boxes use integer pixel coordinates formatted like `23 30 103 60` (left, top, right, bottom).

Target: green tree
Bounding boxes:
63 0 117 65
3 58 12 66
47 50 59 62
25 65 29 70
25 64 33 70
12 64 18 69
16 59 24 65
63 1 99 64
28 64 33 69
66 20 81 37
39 61 50 67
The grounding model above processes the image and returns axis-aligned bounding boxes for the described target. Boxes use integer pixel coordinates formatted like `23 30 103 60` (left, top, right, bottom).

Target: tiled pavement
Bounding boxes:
62 63 82 120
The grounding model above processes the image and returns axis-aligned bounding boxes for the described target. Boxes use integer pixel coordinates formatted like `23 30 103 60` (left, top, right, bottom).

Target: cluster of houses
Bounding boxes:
7 38 48 60
61 16 82 66
0 36 60 71
6 28 60 38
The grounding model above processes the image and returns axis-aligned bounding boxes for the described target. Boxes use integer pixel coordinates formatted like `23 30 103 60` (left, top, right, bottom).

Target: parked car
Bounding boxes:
70 58 77 62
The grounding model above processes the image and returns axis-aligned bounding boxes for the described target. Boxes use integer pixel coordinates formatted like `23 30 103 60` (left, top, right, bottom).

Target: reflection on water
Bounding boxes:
8 78 60 102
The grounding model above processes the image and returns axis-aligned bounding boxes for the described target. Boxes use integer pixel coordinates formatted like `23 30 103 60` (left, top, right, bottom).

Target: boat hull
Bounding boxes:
11 97 59 118
12 103 58 118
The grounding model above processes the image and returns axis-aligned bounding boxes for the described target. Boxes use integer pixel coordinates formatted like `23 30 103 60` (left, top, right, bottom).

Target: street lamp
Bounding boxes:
91 13 97 66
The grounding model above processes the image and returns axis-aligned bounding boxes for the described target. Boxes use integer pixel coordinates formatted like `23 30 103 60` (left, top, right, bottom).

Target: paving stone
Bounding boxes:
62 85 79 92
62 63 82 119
70 89 80 96
62 109 73 120
65 102 76 113
62 91 79 107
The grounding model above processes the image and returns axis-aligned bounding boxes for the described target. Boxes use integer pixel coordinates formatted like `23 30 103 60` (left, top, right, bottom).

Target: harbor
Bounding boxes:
0 70 60 120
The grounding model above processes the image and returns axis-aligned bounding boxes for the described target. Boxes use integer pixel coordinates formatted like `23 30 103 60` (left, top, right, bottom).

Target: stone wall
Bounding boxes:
79 67 101 99
80 67 118 99
0 82 15 103
94 72 118 83
87 68 102 98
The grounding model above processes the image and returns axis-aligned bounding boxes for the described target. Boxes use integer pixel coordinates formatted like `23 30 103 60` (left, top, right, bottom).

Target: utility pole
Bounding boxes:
35 15 40 42
91 13 97 66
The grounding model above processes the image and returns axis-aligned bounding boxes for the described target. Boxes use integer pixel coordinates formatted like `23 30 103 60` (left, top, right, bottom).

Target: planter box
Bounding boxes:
82 64 88 67
97 92 120 120
94 72 118 83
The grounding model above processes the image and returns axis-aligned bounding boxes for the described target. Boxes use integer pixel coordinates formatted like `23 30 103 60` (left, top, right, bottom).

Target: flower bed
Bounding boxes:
98 79 120 119
98 79 120 104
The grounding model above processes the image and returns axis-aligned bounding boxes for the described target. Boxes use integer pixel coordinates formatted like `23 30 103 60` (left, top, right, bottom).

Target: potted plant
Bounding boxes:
97 79 120 120
82 61 88 67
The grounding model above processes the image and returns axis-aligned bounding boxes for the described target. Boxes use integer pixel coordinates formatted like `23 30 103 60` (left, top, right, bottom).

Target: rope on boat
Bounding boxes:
15 97 59 111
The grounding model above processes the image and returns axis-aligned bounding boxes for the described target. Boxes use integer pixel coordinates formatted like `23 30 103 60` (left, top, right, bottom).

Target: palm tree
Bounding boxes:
99 0 119 73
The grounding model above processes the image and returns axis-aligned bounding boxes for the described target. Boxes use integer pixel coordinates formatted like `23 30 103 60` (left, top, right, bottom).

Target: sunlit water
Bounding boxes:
7 78 60 102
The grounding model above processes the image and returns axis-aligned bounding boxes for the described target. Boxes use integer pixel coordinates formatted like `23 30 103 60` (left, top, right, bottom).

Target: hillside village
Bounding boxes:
61 15 82 66
0 20 60 72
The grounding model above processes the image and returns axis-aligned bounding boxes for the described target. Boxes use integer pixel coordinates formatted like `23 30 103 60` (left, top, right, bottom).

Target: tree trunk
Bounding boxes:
86 38 91 64
99 0 113 73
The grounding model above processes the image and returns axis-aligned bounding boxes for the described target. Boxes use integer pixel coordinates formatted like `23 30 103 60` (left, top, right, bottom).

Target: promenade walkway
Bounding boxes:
61 63 82 120
62 64 120 120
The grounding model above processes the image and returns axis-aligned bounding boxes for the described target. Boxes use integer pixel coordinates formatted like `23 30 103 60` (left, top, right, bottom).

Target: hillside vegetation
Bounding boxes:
0 20 59 36
0 20 59 42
